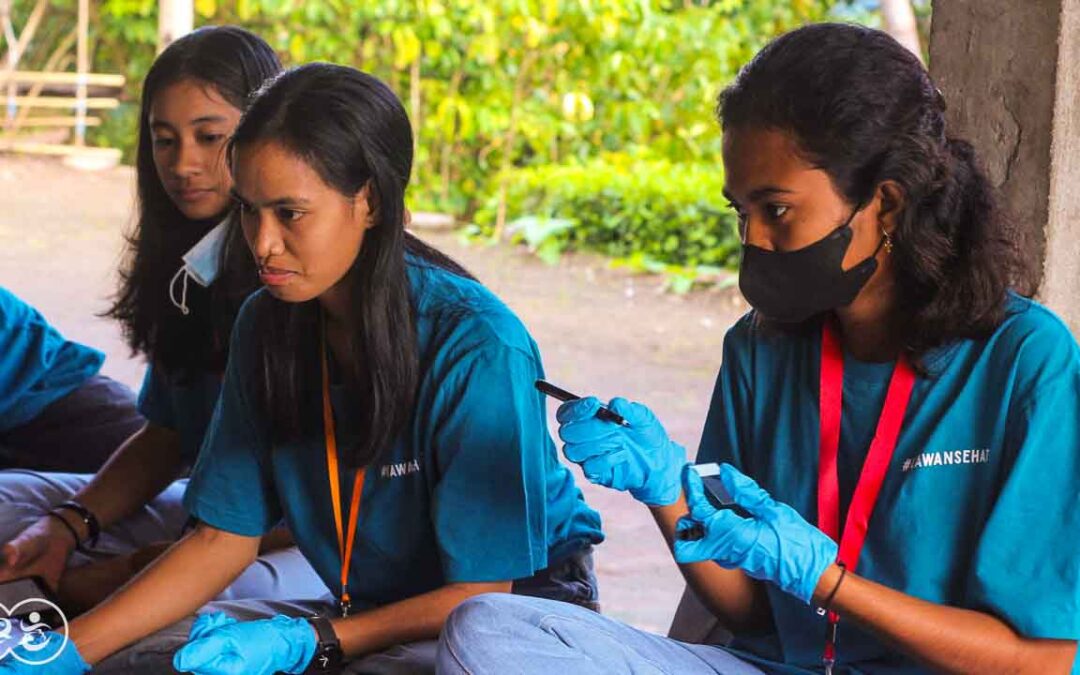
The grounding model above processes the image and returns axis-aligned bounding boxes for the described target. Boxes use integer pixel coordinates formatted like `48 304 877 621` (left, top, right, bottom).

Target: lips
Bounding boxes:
174 187 215 202
258 264 297 286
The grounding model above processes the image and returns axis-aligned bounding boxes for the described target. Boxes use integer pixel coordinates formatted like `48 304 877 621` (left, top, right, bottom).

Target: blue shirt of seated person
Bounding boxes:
184 258 605 609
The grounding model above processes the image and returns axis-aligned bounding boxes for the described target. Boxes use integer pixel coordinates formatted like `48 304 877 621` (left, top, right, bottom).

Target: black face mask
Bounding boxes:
738 206 884 324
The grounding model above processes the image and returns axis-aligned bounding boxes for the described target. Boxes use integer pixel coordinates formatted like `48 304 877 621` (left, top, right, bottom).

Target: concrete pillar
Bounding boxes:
929 0 1080 335
158 0 193 53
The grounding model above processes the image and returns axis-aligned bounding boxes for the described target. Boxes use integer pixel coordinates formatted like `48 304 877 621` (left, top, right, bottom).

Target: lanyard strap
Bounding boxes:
816 319 916 670
322 329 365 617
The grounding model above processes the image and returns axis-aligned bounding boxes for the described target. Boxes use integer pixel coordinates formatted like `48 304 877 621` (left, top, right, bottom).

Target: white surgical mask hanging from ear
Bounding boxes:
169 215 232 315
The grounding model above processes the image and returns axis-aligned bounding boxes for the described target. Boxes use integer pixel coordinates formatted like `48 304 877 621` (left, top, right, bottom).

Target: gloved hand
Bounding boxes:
0 628 90 674
558 397 687 507
172 612 317 675
673 463 838 604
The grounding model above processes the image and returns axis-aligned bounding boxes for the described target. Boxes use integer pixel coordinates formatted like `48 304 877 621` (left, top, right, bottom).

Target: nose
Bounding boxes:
171 138 203 180
742 218 774 251
246 211 284 261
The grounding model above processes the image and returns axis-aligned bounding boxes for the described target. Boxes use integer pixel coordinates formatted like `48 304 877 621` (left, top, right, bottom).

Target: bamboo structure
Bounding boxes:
1 0 124 163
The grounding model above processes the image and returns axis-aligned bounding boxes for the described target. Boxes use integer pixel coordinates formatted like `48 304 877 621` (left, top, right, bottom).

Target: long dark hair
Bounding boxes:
106 26 281 376
718 23 1028 359
232 63 475 468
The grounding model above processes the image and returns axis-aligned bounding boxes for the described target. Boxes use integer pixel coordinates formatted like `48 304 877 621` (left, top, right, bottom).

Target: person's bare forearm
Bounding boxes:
70 524 259 664
72 423 186 532
815 564 1078 674
651 496 771 633
331 581 511 657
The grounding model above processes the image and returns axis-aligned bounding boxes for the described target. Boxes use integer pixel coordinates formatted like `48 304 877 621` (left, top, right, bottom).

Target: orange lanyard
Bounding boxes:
321 331 365 618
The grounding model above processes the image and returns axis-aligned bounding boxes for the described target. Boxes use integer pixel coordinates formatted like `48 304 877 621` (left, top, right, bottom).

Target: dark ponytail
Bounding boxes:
719 23 1026 359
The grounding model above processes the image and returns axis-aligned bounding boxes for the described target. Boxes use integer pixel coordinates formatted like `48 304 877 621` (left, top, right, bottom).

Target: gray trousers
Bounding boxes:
94 596 438 675
0 375 146 473
0 470 330 604
92 547 600 675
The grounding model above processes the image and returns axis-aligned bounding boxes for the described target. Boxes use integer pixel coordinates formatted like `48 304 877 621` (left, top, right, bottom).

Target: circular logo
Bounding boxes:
0 597 70 666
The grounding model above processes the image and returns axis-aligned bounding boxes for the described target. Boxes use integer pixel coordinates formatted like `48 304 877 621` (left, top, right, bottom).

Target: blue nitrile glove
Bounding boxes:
0 629 90 674
673 463 838 604
172 612 317 675
557 397 688 506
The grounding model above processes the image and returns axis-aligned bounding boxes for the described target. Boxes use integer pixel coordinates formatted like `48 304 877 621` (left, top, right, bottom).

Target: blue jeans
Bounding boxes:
438 594 765 675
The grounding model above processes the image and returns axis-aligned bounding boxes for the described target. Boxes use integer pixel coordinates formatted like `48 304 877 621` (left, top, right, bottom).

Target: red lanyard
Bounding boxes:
321 332 366 618
816 320 916 672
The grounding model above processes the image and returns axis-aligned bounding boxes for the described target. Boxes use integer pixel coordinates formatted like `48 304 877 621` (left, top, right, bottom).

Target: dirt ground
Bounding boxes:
0 155 748 633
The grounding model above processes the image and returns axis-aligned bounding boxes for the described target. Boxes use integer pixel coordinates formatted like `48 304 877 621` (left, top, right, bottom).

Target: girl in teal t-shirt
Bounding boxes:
437 23 1080 675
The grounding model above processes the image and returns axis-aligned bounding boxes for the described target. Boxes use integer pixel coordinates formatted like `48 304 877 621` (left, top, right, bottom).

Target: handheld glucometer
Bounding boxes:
676 463 752 541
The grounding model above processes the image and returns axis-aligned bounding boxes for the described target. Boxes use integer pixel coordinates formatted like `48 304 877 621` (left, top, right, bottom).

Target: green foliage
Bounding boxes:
15 0 847 276
472 154 741 273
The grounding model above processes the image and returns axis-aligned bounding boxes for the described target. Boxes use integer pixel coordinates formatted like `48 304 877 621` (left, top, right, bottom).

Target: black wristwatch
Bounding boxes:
305 615 343 673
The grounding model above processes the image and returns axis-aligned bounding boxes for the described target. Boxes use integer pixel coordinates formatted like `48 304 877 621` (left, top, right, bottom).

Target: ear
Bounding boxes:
353 183 378 230
874 180 905 234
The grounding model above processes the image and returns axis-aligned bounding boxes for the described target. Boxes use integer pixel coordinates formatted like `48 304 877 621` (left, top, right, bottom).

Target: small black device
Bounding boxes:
304 615 343 673
534 379 629 426
675 463 753 541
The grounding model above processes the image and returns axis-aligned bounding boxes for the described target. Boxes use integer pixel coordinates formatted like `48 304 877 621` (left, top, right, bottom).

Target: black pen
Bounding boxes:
534 379 629 426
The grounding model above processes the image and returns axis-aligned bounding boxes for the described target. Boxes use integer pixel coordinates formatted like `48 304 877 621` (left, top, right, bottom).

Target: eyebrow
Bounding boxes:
191 115 229 125
230 189 310 208
722 186 795 203
149 115 229 131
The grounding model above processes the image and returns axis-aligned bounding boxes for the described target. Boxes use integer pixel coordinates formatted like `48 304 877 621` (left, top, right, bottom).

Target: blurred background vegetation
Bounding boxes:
10 0 930 287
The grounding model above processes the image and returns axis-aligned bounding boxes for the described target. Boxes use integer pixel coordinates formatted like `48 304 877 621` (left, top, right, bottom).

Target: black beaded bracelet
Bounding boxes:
815 563 848 616
55 500 100 548
45 511 84 552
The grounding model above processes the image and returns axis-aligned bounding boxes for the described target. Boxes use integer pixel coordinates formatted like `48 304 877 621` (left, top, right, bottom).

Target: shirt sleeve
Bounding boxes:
428 344 551 583
0 288 104 431
182 297 281 537
695 316 754 470
136 364 176 430
967 366 1080 648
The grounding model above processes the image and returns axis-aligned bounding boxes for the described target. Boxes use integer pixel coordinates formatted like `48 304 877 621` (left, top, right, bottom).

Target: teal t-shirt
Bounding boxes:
136 365 222 464
184 258 604 608
698 294 1080 674
0 286 104 432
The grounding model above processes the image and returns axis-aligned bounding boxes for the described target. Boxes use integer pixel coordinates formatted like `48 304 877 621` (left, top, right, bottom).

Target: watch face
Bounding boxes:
312 644 342 672
305 615 343 672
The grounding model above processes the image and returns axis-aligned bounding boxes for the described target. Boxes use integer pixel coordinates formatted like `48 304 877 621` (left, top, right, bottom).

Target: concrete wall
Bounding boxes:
1041 1 1080 335
929 0 1080 334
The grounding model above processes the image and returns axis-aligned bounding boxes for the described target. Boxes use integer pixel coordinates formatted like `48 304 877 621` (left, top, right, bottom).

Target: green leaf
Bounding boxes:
288 33 307 62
